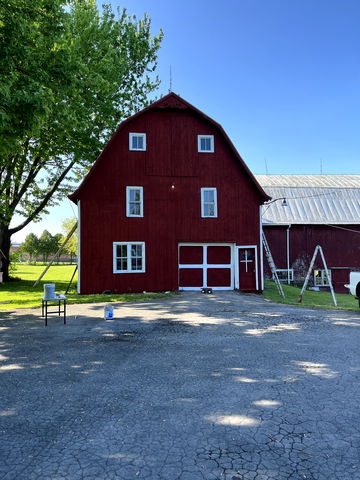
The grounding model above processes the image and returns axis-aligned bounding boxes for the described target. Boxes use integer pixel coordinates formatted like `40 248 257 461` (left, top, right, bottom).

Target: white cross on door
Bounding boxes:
240 249 253 273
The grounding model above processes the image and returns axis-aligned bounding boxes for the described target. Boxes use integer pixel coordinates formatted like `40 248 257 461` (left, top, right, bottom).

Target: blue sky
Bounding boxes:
140 0 360 174
12 0 360 242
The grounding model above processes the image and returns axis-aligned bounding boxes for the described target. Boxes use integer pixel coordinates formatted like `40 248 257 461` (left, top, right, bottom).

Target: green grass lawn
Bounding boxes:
263 280 359 311
1 264 358 312
0 264 174 311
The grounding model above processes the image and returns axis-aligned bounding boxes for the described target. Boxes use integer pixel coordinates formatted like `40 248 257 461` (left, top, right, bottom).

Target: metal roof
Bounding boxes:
256 174 360 189
255 175 360 225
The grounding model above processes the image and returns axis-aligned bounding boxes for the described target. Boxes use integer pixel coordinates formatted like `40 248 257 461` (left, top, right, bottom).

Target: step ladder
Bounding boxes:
262 232 285 298
298 245 337 306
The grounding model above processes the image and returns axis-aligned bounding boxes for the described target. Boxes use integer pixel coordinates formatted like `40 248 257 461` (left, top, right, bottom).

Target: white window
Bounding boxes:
201 188 217 217
126 186 143 217
274 269 294 283
314 269 331 286
113 242 145 273
198 135 214 153
129 133 146 151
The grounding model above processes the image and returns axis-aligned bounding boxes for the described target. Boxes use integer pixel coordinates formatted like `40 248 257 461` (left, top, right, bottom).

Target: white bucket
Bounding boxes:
44 284 56 299
104 305 114 320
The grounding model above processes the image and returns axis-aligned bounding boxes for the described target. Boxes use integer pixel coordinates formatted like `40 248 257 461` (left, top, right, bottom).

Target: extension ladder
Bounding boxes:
262 232 285 298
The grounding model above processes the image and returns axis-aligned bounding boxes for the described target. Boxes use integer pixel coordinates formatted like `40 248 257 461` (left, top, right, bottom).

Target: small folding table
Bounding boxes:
41 294 67 326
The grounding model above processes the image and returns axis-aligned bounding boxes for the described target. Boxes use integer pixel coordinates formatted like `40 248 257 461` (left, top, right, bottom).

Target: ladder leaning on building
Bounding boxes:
262 232 285 298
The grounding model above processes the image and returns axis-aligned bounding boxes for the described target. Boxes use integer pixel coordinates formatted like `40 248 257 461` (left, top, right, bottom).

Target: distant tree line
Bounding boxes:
17 219 77 264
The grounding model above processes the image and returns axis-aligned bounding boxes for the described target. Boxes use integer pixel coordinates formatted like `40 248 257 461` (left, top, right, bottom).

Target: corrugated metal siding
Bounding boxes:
256 175 360 224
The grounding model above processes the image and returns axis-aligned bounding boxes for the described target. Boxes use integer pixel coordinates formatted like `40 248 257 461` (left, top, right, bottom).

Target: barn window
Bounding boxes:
129 133 146 151
201 188 217 217
198 135 214 152
274 269 294 283
126 186 143 217
113 242 145 273
314 269 331 286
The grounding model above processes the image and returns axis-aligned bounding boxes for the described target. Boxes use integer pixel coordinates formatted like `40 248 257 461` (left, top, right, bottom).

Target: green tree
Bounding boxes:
53 233 62 264
9 249 21 274
61 218 77 264
0 0 162 280
19 233 39 264
38 230 61 263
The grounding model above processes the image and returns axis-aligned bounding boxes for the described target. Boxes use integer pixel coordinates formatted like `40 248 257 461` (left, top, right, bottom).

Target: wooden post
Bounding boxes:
65 265 78 295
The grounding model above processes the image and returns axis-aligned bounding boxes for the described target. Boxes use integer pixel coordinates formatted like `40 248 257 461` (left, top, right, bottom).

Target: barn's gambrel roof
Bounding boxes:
257 174 360 225
69 93 270 202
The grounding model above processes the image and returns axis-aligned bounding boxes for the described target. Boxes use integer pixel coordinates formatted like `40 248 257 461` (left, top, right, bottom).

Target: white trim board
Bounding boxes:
77 200 81 294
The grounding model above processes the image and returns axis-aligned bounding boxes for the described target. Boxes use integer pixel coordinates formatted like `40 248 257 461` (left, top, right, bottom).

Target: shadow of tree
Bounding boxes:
0 291 359 479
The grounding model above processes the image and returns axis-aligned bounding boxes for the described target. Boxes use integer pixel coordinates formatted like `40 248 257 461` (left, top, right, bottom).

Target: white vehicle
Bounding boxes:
345 272 360 307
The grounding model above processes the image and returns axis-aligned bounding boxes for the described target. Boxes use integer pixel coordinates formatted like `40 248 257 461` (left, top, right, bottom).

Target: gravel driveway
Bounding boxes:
0 292 360 480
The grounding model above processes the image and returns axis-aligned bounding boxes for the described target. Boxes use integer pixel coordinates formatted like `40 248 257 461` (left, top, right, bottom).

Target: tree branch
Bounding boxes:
0 156 16 197
9 155 43 212
9 160 75 235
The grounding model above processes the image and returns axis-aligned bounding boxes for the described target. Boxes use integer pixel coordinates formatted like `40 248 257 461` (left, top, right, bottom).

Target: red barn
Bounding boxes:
69 93 270 294
257 174 360 293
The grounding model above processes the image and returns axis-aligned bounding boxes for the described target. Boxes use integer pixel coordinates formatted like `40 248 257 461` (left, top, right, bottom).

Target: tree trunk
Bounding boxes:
0 225 11 282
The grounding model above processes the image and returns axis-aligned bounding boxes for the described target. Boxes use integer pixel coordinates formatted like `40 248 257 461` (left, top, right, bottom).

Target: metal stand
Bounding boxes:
41 294 67 326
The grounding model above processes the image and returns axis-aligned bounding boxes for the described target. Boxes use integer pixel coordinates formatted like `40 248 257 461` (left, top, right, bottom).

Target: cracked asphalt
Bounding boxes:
0 291 360 480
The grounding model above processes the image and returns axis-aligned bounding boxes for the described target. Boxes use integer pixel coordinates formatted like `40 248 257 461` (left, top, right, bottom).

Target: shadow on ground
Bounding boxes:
0 292 359 479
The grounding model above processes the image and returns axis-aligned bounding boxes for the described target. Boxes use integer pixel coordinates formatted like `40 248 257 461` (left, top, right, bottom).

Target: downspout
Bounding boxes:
287 224 291 284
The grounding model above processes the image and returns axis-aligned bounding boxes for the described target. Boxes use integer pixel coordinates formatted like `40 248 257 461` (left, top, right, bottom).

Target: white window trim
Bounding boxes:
314 269 331 286
113 242 145 273
201 187 218 218
198 135 214 153
126 186 143 217
129 133 146 151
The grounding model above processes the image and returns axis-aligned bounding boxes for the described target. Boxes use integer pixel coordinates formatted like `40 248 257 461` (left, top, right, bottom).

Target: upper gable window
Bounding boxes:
129 133 146 151
198 135 214 153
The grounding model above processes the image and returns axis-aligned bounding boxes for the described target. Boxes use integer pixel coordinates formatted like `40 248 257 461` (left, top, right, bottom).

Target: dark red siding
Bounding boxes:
73 96 268 294
179 246 203 264
263 225 360 293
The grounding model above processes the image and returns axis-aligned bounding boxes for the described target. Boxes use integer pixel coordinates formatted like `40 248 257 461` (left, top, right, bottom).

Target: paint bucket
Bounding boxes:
104 305 114 320
44 284 56 299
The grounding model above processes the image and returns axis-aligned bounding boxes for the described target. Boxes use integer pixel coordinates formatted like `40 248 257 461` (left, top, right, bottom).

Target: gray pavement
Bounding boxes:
0 292 360 480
